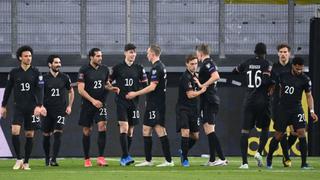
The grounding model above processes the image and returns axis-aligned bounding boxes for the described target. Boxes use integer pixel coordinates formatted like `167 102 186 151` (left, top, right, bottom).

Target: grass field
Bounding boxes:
0 157 320 180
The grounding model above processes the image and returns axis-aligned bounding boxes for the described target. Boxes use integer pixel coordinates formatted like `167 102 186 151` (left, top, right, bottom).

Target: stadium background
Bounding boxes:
0 0 320 158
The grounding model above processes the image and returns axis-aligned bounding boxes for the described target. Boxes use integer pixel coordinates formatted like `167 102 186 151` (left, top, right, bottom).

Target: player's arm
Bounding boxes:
34 71 45 116
1 71 14 119
105 81 120 94
126 82 157 100
65 87 74 115
305 91 318 122
186 87 207 99
139 66 148 88
232 62 245 74
202 71 219 88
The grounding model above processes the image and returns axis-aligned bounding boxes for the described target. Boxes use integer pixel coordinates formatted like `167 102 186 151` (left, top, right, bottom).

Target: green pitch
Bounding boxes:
0 157 320 180
225 0 320 4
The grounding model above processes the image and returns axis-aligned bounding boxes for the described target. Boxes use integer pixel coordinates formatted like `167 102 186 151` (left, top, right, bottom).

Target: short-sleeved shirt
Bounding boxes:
177 70 198 108
43 72 71 111
109 61 147 105
146 60 167 105
77 64 109 106
2 66 43 109
279 72 311 110
236 57 272 105
199 58 219 104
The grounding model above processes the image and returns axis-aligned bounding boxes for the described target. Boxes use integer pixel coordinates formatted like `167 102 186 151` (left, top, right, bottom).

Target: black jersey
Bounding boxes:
236 57 272 104
271 61 291 104
77 64 109 105
2 66 44 108
177 70 198 108
199 58 219 104
147 60 167 105
110 61 147 103
43 72 71 110
279 71 311 110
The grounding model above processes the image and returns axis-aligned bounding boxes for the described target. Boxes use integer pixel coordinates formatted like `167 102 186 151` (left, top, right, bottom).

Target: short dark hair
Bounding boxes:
149 44 161 56
88 48 101 58
16 45 33 60
124 43 136 51
195 43 210 55
47 55 60 65
185 54 197 64
277 43 291 52
254 42 267 55
292 57 304 65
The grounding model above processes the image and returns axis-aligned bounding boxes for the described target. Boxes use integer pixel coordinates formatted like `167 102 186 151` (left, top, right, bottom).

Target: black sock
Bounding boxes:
97 131 106 157
188 138 196 149
288 134 298 150
127 136 132 152
52 132 62 161
24 137 33 164
120 133 128 158
12 135 21 159
207 132 216 162
82 135 90 159
212 132 225 160
280 134 290 161
240 133 249 164
267 137 279 160
181 137 189 161
258 130 269 155
160 136 172 162
299 137 307 166
144 136 152 162
43 135 50 160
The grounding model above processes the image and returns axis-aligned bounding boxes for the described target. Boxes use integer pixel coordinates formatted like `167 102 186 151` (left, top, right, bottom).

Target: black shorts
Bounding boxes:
242 102 271 130
12 105 39 131
143 102 165 127
200 98 219 125
274 105 306 133
176 104 200 133
42 109 67 133
79 104 108 127
116 99 139 126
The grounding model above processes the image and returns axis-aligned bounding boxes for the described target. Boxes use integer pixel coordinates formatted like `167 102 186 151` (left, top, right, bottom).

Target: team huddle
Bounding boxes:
0 43 318 170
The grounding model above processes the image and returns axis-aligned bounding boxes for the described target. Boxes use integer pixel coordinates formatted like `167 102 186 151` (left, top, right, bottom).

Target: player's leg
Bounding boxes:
23 130 34 170
79 106 94 167
50 112 66 166
155 125 174 167
287 126 298 150
42 114 53 166
96 120 107 166
11 124 23 170
180 128 190 165
127 126 134 151
240 106 254 168
267 131 283 168
135 125 154 166
296 128 309 168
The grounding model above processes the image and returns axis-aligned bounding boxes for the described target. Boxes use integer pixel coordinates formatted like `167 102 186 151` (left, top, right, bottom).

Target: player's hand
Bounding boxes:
0 107 7 119
91 99 103 109
65 105 72 115
111 87 120 95
40 106 47 117
126 92 136 100
34 106 42 117
311 112 318 123
200 86 207 92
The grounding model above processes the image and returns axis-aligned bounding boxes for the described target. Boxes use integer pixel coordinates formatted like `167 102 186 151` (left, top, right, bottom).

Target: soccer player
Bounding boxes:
126 44 174 167
266 57 318 169
271 43 297 167
233 42 273 169
109 43 148 166
195 43 227 166
176 54 207 167
77 48 119 167
0 45 44 170
42 55 74 166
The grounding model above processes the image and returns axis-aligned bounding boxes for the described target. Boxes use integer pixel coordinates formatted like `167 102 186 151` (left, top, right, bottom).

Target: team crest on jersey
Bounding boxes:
152 69 157 75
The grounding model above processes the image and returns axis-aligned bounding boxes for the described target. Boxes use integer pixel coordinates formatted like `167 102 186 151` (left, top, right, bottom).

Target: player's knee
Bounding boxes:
25 131 34 137
11 125 21 135
190 133 199 141
181 129 190 137
155 125 167 137
82 128 91 136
